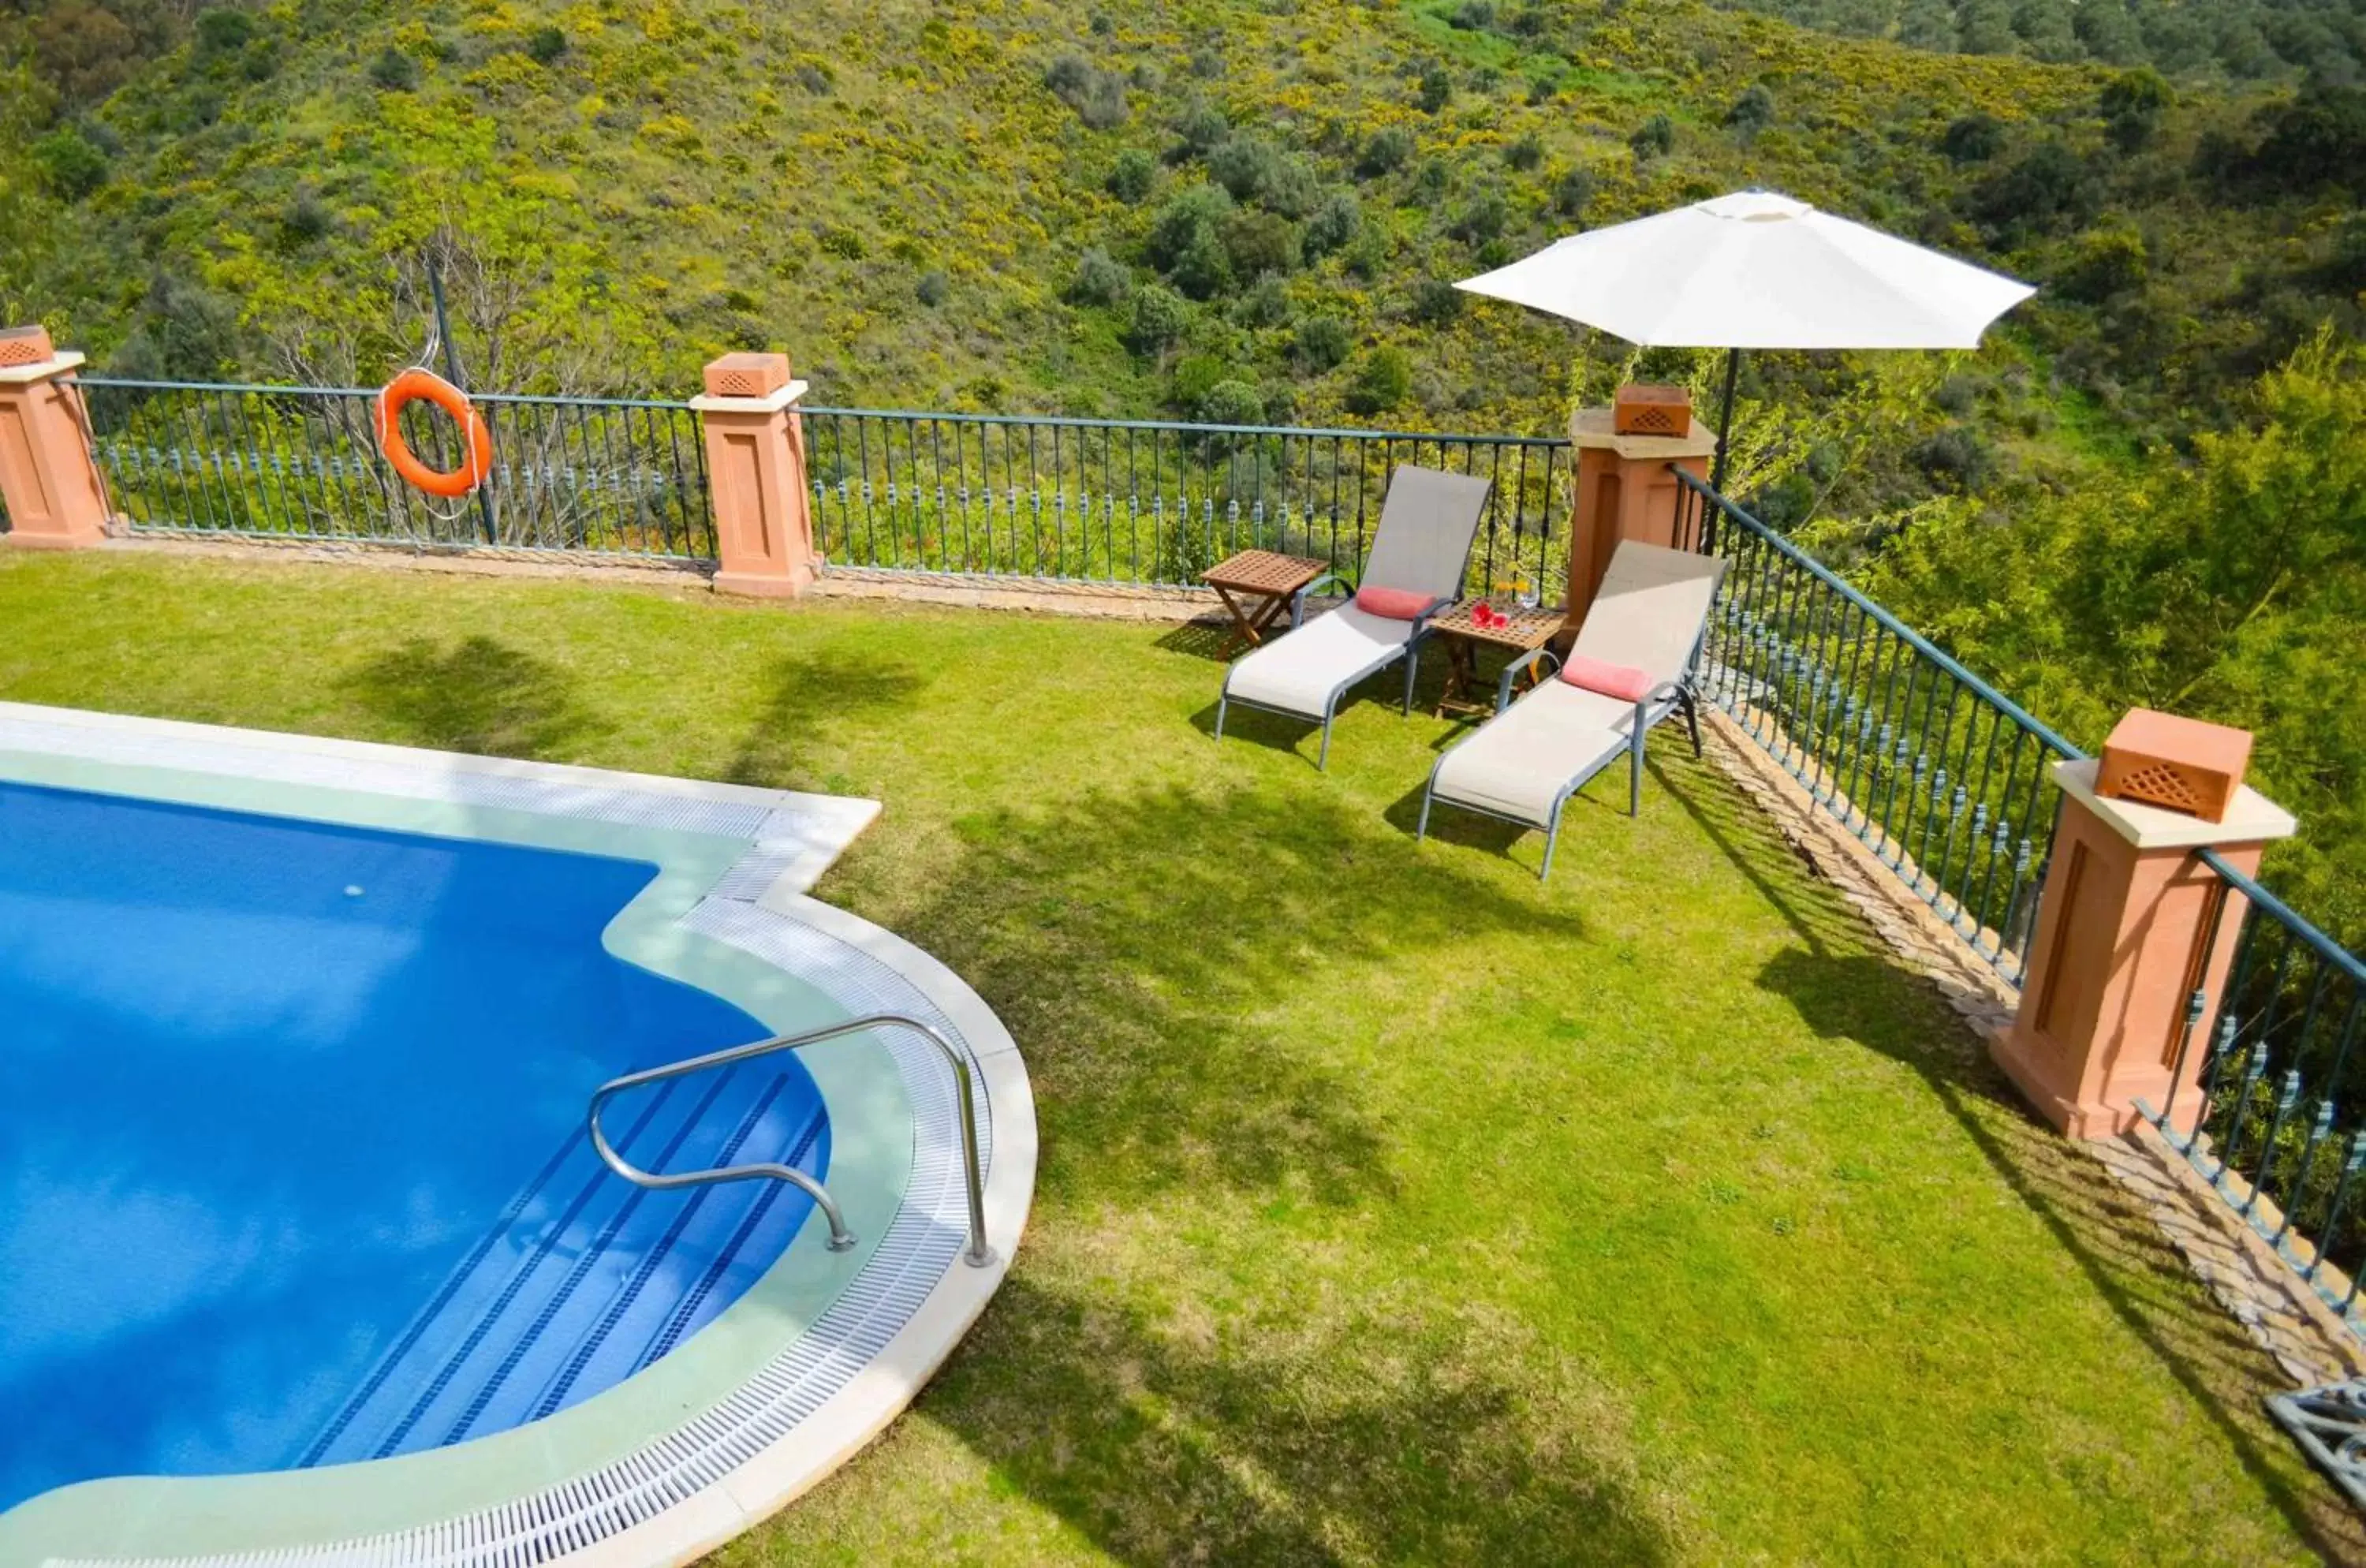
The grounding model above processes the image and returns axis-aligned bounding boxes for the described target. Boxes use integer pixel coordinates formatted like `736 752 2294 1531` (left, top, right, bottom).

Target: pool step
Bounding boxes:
300 1066 827 1468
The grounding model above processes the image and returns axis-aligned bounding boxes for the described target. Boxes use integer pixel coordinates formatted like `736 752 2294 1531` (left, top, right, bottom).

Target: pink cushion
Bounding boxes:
1353 584 1432 620
1559 655 1653 702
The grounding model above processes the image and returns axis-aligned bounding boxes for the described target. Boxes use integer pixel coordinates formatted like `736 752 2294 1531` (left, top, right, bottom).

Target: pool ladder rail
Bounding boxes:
588 1012 997 1269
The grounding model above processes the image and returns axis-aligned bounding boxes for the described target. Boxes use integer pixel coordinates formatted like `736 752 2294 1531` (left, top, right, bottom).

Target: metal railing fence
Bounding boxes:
1674 470 2081 984
2142 852 2366 1334
799 407 1570 592
76 378 715 558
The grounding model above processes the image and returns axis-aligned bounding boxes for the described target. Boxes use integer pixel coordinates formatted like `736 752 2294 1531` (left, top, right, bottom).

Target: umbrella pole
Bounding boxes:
1709 346 1741 495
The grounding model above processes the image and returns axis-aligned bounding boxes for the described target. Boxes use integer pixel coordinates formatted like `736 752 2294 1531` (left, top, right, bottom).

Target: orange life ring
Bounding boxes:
375 368 493 498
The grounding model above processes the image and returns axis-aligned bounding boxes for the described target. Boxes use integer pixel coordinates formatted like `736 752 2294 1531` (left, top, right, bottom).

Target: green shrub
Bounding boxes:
1343 346 1413 414
2242 87 2366 194
1969 140 2099 238
1106 148 1158 203
916 269 950 306
1447 189 1507 245
1726 84 1774 139
1409 277 1465 324
1127 284 1188 353
1630 113 1674 160
1069 246 1133 304
1505 133 1543 171
2101 68 2172 152
194 8 257 56
1223 210 1297 279
526 25 568 65
2058 227 2148 302
1417 64 1452 114
278 191 332 248
1302 190 1361 258
32 127 108 201
1047 55 1129 129
1940 113 2006 163
1551 166 1595 219
1292 315 1352 371
1234 274 1291 327
1198 378 1265 425
1357 126 1413 177
1148 182 1235 294
1172 101 1230 159
368 47 421 91
819 226 867 259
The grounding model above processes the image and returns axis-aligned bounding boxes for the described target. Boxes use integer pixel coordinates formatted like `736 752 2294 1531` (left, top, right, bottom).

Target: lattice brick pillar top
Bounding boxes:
0 327 110 551
1995 711 2297 1139
692 352 816 598
1561 397 1719 637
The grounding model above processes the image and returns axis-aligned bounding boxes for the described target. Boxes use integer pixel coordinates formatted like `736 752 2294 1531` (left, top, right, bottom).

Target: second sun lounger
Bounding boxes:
1417 541 1726 879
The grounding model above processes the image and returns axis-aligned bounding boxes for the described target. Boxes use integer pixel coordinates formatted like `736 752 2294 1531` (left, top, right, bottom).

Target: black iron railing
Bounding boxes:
1674 470 2081 984
800 406 1569 593
2142 853 2366 1333
77 378 715 558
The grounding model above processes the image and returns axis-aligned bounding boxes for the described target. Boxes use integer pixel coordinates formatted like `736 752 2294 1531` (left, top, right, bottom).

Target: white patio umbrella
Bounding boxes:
1455 189 2036 487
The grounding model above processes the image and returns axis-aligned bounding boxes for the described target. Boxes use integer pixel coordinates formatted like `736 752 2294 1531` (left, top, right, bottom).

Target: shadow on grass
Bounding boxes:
900 782 1581 1211
1665 744 2366 1558
1150 619 1238 664
341 635 607 758
865 782 1655 1561
1375 753 1684 875
721 651 928 790
922 1274 1674 1566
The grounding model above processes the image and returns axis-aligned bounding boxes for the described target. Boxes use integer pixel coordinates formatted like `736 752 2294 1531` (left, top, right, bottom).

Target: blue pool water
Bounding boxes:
0 781 829 1511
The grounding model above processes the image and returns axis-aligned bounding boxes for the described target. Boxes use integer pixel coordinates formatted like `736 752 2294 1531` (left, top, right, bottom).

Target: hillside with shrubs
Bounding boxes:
1 0 2356 469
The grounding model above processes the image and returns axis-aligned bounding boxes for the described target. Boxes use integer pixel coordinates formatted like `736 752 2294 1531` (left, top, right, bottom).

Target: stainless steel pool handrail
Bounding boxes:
586 1012 997 1267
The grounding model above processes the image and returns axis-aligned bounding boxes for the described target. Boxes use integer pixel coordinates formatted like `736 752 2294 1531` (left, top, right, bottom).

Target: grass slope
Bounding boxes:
0 547 2354 1563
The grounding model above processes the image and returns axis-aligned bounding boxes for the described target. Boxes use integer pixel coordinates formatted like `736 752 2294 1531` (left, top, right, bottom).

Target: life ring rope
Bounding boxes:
375 366 493 502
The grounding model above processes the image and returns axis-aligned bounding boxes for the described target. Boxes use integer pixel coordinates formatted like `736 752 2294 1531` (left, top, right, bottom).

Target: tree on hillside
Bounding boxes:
1854 332 2366 943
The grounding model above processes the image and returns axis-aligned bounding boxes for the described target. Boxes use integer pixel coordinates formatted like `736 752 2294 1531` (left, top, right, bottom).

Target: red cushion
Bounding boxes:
1559 655 1653 702
1353 584 1432 620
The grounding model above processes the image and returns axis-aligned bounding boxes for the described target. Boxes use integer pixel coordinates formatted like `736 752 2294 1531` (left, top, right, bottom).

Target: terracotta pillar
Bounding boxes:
692 352 816 597
1992 753 2296 1139
0 339 110 550
1562 399 1719 634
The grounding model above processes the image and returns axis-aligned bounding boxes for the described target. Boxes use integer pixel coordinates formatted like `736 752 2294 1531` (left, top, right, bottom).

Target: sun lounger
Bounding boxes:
1417 541 1726 878
1215 465 1492 768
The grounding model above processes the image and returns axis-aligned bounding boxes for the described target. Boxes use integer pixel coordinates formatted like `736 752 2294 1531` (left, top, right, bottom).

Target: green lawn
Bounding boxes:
1 548 2355 1565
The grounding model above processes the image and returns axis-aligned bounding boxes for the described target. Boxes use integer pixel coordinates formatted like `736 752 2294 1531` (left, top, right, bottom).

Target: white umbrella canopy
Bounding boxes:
1456 189 2036 350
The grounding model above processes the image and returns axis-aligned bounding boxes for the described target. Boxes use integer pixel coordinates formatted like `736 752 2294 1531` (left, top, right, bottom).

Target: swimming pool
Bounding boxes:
0 703 1034 1568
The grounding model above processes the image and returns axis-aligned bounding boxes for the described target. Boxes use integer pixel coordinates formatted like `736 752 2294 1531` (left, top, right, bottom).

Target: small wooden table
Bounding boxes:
1428 600 1566 719
1202 549 1330 655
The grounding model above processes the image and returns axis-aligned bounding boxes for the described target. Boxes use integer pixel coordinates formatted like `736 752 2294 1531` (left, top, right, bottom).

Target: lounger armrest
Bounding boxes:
1402 596 1456 645
1291 572 1351 629
1631 679 1688 737
1495 648 1562 713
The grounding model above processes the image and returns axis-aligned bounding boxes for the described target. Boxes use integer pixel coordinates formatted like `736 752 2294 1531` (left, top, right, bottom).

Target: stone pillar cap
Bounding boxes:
689 378 809 415
1567 405 1719 459
2051 757 2295 849
0 350 88 385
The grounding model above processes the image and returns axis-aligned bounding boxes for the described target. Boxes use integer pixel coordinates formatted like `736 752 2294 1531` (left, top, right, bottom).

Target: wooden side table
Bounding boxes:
1427 601 1565 719
1202 549 1330 655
